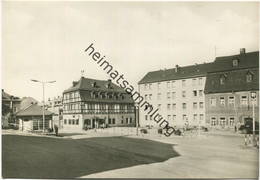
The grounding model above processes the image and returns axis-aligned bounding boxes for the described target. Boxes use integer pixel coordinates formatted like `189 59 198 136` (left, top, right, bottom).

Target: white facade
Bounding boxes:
139 76 206 128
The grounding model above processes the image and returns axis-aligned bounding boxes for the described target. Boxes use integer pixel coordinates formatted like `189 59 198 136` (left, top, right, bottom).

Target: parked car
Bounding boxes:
140 128 148 134
174 129 182 136
239 120 259 134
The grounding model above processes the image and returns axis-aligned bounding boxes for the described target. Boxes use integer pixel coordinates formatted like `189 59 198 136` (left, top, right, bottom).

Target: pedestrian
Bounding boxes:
234 125 237 133
244 134 248 146
54 124 58 136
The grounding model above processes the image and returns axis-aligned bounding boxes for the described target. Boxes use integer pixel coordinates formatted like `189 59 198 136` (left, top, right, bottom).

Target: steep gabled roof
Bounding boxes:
16 104 53 117
63 77 125 93
204 51 259 94
204 68 259 94
138 63 214 84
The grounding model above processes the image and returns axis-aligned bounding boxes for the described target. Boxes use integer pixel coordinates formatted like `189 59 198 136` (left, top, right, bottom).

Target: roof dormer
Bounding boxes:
232 59 239 67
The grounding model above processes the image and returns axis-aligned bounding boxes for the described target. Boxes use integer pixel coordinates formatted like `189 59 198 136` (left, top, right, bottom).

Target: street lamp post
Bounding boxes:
251 91 256 146
31 79 56 132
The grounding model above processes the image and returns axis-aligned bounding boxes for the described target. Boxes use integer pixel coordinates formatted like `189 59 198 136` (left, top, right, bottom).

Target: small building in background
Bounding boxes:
62 77 135 131
205 49 259 129
16 103 53 132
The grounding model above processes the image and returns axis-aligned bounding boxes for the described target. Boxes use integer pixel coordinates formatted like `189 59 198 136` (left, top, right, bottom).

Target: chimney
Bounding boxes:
240 48 246 55
175 65 179 73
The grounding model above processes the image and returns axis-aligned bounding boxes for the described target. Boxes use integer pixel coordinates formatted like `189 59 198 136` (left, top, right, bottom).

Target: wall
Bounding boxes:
205 91 259 128
139 76 206 128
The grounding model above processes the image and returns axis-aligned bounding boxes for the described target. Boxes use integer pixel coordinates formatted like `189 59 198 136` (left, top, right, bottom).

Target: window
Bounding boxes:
211 117 217 126
167 92 171 99
157 83 161 90
199 90 203 97
69 119 71 125
232 59 238 67
144 84 148 90
149 94 152 100
193 90 197 97
220 77 225 85
193 114 197 121
193 102 197 109
126 118 128 124
192 79 197 86
241 96 248 105
198 78 203 85
108 118 111 124
182 80 186 87
228 96 235 106
64 119 67 124
220 97 225 106
220 117 226 127
210 98 216 106
167 81 171 88
229 117 235 126
112 118 115 124
157 93 161 100
167 115 171 121
150 115 152 121
172 103 176 110
182 103 186 109
199 102 204 108
145 115 148 121
172 115 176 121
172 81 175 88
130 117 132 123
167 104 171 110
172 92 176 99
182 91 186 98
72 120 75 125
246 73 253 82
199 114 204 121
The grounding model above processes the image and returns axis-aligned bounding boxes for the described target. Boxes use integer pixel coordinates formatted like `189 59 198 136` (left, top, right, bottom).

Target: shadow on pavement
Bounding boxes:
2 135 179 178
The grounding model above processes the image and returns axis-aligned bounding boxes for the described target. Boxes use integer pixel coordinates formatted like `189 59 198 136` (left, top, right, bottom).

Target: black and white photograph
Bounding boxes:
1 1 259 179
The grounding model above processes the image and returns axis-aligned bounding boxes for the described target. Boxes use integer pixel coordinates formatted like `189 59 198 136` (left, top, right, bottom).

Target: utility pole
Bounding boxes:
251 91 256 146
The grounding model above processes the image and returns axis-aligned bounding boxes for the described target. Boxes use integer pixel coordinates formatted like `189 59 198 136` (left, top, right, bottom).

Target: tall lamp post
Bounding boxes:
250 91 256 146
31 79 56 132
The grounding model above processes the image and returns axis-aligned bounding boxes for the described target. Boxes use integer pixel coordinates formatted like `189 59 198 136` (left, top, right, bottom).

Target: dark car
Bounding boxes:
239 119 259 134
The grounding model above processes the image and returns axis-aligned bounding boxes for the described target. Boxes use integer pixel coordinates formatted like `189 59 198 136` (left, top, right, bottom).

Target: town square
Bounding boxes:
1 1 259 179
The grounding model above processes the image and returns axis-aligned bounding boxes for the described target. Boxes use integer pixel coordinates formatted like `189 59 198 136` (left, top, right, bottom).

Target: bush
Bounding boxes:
174 129 182 136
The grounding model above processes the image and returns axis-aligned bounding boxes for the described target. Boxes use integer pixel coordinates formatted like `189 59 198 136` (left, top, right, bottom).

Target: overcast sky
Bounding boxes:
2 1 259 101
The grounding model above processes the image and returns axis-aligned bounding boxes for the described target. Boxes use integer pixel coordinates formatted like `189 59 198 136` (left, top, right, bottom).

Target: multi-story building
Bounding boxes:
62 77 136 131
138 63 214 127
2 89 21 127
205 50 259 129
46 96 63 127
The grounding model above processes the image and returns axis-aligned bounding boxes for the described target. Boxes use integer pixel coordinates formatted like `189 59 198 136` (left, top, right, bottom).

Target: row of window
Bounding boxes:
209 95 257 107
143 78 204 91
64 119 79 125
145 114 204 121
157 102 204 110
220 72 254 85
210 117 235 126
144 90 204 101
